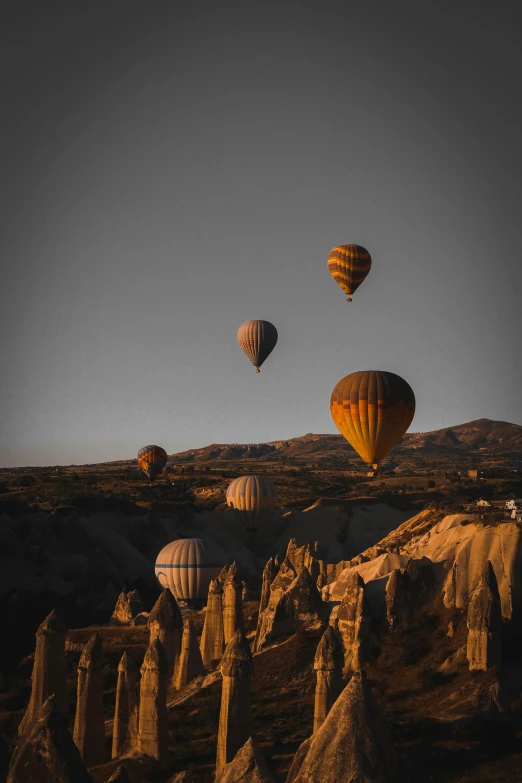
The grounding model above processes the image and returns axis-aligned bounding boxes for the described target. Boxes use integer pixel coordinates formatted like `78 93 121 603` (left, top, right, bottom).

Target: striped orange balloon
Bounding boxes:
226 475 278 532
330 371 415 469
137 445 167 482
237 320 278 372
327 244 372 301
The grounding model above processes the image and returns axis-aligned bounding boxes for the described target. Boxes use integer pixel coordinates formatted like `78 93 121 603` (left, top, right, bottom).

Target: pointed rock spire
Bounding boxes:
336 570 371 679
259 557 279 614
137 637 169 761
200 579 226 669
216 630 254 776
223 563 244 645
467 561 502 671
112 651 139 758
147 588 183 683
73 632 105 766
291 672 397 783
313 626 343 733
175 619 205 689
18 609 68 736
216 736 276 782
8 696 92 783
386 568 406 629
110 589 146 626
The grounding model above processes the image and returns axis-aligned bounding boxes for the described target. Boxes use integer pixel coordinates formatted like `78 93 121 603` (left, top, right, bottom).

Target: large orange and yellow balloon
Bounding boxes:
330 371 415 469
137 445 168 482
237 320 278 372
327 244 372 302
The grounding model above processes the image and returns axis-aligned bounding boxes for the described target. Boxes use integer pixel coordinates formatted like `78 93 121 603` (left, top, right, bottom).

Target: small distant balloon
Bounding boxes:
237 320 278 372
330 370 415 469
327 244 372 302
137 445 167 482
226 475 278 532
155 538 228 602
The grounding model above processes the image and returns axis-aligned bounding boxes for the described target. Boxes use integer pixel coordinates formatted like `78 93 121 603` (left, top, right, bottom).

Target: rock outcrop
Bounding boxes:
216 736 276 782
147 588 183 683
107 766 131 782
285 738 312 783
175 619 205 690
291 672 397 783
200 579 226 669
73 632 105 766
223 563 244 645
112 651 139 758
286 538 321 582
8 695 92 783
467 561 502 671
313 626 343 733
335 571 371 679
385 568 406 629
110 589 146 625
216 630 254 777
259 557 279 614
137 637 169 761
18 609 68 736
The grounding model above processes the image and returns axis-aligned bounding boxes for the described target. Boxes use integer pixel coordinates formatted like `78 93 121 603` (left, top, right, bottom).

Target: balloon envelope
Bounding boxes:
330 370 415 469
237 320 278 372
327 244 372 301
137 445 168 481
155 538 228 601
226 475 278 532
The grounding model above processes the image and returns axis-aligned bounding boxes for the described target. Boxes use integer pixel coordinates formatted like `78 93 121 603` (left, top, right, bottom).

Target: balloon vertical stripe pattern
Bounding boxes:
237 320 278 372
327 244 372 301
155 538 228 601
137 445 167 481
226 475 278 532
330 370 415 468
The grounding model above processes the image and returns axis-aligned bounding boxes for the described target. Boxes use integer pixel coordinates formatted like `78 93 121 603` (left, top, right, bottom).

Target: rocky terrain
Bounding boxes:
1 418 522 781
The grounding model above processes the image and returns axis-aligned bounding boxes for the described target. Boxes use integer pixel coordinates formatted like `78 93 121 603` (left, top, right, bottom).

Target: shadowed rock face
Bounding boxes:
110 589 146 625
107 765 131 782
216 736 276 782
112 651 139 759
147 588 183 683
200 579 226 669
170 772 202 782
259 557 279 614
467 561 502 671
256 567 323 651
385 569 406 630
138 637 169 761
175 619 205 689
285 738 312 783
216 630 254 776
18 609 68 736
223 563 245 645
73 632 105 766
313 626 343 733
292 672 397 783
286 539 321 582
8 696 92 783
336 571 371 680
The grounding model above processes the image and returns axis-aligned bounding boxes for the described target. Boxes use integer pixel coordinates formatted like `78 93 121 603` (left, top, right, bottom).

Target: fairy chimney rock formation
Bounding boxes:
313 626 343 733
385 568 406 629
8 696 92 783
200 579 226 669
175 618 205 690
259 556 280 614
286 538 321 582
336 570 371 680
110 589 146 625
467 561 502 671
147 588 183 682
291 672 397 783
112 651 139 759
254 559 297 651
18 609 68 736
73 632 105 766
137 637 169 760
216 630 254 777
223 563 244 645
107 765 131 782
216 736 276 782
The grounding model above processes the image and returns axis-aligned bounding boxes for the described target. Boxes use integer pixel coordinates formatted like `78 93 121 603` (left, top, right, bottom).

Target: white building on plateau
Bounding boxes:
476 499 491 507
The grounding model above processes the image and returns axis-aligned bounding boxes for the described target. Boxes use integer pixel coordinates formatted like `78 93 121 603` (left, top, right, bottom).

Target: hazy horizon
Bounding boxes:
1 2 521 467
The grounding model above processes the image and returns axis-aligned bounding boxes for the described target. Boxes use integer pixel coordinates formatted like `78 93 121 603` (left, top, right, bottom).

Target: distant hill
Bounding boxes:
170 419 522 463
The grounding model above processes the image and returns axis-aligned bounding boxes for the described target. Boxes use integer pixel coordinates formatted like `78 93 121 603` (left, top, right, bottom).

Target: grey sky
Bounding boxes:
1 1 521 466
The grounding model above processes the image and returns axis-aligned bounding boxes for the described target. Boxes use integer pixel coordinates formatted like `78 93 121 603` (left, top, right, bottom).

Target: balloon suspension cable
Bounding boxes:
254 367 260 373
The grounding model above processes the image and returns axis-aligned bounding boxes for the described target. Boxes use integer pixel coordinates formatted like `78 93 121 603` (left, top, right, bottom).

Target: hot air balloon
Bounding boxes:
226 475 278 532
155 538 227 605
237 320 278 372
330 370 415 470
327 244 372 302
137 445 167 482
